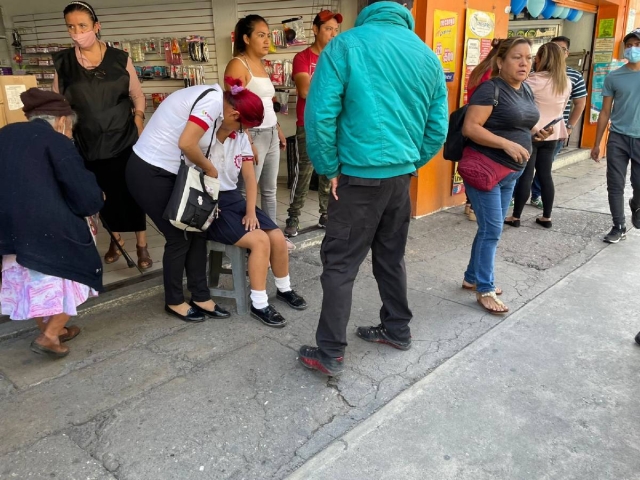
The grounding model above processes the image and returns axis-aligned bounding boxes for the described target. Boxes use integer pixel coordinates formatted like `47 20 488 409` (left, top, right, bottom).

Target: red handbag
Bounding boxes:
457 147 516 192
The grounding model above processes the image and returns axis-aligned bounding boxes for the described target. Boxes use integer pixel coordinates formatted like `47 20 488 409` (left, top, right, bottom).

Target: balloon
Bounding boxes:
568 9 583 21
558 7 570 19
527 0 546 18
551 5 563 17
567 9 578 21
541 0 556 19
511 0 527 15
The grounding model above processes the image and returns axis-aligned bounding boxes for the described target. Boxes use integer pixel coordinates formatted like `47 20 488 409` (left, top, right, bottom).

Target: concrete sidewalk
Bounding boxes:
0 158 637 479
288 230 640 480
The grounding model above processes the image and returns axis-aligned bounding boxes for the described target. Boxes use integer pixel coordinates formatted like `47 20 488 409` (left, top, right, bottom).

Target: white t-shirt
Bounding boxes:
209 131 255 191
133 85 224 175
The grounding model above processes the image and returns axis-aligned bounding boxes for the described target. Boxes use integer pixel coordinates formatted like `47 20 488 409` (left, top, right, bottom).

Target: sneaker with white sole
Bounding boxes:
603 225 627 244
284 218 299 237
530 197 544 209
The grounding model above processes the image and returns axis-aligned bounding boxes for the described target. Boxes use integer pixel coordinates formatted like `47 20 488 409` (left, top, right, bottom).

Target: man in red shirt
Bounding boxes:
284 9 342 237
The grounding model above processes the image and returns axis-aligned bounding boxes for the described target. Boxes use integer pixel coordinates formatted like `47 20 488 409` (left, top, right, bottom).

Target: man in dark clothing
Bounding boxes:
298 0 448 376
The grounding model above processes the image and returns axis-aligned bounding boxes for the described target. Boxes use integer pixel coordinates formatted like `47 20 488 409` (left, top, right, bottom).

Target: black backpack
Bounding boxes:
443 80 500 162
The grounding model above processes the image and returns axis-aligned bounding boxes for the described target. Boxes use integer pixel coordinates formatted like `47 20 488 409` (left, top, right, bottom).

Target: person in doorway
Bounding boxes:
591 28 640 243
464 38 502 222
284 10 342 237
0 89 103 358
460 37 545 315
530 35 587 209
504 42 570 229
224 16 287 226
206 79 308 328
126 85 239 323
53 1 152 270
297 0 448 376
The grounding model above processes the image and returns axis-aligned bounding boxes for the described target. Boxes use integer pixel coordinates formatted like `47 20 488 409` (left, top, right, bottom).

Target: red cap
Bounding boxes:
314 10 343 26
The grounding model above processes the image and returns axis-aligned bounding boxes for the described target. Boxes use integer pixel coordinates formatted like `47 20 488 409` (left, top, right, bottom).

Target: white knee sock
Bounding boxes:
274 275 291 293
250 290 269 309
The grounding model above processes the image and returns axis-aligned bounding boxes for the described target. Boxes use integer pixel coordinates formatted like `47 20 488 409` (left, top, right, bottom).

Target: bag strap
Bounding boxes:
204 119 218 159
492 79 500 107
521 82 534 101
180 87 219 165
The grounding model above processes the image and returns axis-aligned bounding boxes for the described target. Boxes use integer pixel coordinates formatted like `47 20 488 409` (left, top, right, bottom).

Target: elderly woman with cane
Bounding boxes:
0 89 104 358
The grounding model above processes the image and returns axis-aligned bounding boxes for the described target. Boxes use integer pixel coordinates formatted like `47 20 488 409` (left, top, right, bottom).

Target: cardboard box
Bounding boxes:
0 75 39 128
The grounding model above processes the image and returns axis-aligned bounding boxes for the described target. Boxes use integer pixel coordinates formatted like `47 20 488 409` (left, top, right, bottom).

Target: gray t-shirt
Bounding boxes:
467 77 540 171
602 65 640 138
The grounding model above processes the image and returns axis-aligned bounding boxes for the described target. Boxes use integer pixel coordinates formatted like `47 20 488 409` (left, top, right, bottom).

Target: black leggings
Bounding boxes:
125 153 211 306
512 140 557 219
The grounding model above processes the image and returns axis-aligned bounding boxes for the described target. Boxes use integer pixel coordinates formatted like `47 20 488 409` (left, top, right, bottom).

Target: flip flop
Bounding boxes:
462 282 502 295
59 325 81 343
30 340 70 358
476 292 509 315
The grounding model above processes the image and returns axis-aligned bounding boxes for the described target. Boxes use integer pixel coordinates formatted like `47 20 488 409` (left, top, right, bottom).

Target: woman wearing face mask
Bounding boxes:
225 16 288 240
53 1 152 271
0 89 104 359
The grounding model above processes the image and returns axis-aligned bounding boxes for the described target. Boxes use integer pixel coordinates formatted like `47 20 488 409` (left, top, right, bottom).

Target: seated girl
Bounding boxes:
207 78 307 327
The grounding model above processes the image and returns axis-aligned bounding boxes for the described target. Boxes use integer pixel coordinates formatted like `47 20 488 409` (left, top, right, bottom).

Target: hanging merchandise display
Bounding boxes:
281 17 307 46
274 90 289 115
187 35 209 63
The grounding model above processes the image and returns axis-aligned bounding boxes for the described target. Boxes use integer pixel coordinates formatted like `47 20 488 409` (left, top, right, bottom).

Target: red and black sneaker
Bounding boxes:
356 325 412 351
298 345 344 376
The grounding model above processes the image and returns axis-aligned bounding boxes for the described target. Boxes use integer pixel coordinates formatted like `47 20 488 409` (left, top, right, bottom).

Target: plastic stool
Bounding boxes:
207 241 249 314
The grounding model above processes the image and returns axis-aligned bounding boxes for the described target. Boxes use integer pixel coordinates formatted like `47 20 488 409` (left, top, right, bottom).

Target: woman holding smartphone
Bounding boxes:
505 42 571 229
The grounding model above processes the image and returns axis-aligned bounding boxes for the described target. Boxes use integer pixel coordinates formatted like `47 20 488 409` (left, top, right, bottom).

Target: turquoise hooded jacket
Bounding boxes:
305 2 448 180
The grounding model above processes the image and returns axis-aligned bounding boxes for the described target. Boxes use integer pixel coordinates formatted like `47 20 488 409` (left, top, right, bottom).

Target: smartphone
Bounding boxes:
542 117 563 130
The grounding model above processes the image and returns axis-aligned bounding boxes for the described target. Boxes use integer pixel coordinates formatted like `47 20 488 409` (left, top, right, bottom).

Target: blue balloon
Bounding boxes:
571 10 584 21
527 0 546 18
551 5 563 17
541 0 556 19
567 9 580 21
558 7 570 19
511 0 527 15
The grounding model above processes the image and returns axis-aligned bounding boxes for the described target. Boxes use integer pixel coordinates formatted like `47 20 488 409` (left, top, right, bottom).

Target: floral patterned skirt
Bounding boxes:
0 255 98 321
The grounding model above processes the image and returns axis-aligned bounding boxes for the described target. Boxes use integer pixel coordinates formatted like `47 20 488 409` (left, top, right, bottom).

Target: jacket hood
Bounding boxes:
355 2 415 31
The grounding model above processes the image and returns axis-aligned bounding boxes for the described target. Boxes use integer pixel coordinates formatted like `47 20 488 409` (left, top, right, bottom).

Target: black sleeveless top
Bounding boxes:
53 47 138 161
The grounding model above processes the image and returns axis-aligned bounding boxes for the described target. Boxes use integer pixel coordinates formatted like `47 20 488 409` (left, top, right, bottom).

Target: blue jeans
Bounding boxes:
464 170 523 293
532 140 563 199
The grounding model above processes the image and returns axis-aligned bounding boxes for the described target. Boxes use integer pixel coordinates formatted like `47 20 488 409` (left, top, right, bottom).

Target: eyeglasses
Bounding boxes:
560 47 569 53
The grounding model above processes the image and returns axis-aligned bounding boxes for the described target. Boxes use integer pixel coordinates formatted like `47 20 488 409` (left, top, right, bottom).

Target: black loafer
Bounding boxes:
189 300 231 318
250 305 286 328
164 305 205 323
276 289 308 310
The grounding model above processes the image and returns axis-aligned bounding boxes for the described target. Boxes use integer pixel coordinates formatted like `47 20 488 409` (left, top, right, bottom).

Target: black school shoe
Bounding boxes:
188 300 231 319
276 290 308 310
298 345 344 376
251 304 287 328
164 305 205 323
356 325 412 351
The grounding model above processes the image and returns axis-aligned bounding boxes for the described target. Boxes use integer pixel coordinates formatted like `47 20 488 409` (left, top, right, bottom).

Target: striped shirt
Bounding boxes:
564 67 587 125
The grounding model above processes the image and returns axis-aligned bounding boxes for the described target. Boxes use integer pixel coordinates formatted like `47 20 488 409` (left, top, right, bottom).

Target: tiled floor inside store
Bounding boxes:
95 186 322 288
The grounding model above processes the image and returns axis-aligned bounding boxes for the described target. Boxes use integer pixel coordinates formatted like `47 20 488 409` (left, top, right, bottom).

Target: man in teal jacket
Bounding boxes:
299 0 448 376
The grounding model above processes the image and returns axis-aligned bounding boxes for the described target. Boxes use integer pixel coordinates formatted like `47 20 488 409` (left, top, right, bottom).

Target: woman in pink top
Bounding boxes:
505 42 570 229
53 1 152 270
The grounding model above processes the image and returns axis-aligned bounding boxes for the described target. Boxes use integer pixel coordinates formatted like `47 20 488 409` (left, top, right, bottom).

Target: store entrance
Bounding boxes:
508 12 597 150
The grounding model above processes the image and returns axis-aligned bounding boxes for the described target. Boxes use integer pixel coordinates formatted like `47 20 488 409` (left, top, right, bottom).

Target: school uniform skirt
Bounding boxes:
207 189 278 245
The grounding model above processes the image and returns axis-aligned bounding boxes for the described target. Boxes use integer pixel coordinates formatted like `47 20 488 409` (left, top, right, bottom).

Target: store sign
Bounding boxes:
433 10 458 83
460 9 496 106
590 18 622 124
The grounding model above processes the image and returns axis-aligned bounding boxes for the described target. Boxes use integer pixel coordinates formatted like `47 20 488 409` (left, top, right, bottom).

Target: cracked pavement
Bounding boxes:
0 159 625 479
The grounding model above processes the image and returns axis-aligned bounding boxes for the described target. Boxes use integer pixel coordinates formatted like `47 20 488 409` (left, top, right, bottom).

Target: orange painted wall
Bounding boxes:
411 0 511 217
